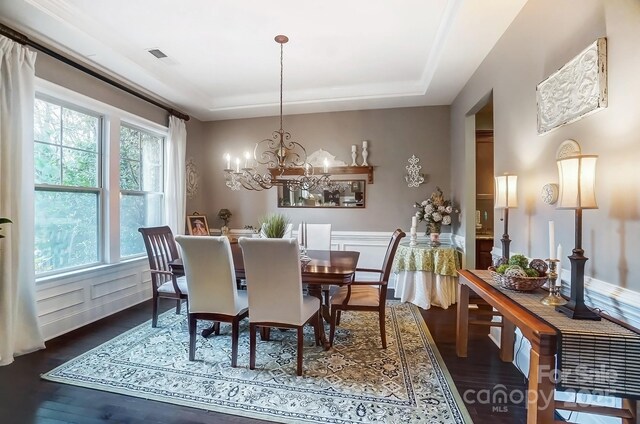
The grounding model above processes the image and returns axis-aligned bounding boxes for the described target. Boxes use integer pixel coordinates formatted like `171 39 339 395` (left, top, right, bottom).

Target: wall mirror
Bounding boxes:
277 180 366 208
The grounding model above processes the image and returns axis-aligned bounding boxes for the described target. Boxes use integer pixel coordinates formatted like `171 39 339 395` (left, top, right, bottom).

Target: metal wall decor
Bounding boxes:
405 155 425 188
186 157 199 199
536 38 607 135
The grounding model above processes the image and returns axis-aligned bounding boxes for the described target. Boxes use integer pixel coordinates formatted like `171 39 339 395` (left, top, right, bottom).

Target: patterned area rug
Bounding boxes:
42 303 471 423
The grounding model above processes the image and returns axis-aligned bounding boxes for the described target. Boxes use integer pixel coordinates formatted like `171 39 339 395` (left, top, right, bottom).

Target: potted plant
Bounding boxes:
260 213 290 238
0 218 11 239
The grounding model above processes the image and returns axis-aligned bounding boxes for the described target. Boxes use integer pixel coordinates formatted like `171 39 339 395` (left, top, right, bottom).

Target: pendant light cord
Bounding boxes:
280 41 284 132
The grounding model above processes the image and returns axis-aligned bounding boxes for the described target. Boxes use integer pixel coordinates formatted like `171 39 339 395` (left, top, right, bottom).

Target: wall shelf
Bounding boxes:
269 166 374 184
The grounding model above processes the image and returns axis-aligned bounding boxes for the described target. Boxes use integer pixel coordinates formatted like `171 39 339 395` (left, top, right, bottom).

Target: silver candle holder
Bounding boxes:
541 258 568 306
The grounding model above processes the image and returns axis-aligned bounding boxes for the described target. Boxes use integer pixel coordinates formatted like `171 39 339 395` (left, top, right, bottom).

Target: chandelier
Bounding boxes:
223 35 332 191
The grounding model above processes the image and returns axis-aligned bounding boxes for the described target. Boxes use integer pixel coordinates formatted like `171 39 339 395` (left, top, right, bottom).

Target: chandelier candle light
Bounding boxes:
223 35 332 191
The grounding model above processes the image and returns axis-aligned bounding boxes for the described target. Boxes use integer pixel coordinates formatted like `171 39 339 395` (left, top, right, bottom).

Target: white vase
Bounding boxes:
430 232 440 244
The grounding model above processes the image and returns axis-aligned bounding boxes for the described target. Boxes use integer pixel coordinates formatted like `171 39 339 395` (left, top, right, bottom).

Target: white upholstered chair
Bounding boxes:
174 235 248 367
238 237 321 376
297 223 332 250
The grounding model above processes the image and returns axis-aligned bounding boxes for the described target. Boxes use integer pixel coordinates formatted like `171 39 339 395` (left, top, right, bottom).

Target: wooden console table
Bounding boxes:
457 270 638 424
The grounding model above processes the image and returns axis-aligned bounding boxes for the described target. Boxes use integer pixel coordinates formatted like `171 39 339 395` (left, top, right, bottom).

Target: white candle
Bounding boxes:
410 227 417 236
412 216 417 228
362 140 368 148
224 153 231 170
244 151 250 168
351 144 357 152
556 244 562 287
548 221 555 259
323 158 329 174
235 157 240 173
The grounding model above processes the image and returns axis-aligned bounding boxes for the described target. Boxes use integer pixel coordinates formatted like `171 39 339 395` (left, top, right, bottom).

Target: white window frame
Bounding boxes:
35 78 168 284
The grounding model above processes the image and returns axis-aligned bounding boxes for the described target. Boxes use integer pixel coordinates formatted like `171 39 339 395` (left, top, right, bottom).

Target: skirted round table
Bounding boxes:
391 241 461 309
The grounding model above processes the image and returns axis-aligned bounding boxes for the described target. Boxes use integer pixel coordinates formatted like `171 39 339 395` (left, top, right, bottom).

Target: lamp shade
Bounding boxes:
495 174 518 209
557 155 598 209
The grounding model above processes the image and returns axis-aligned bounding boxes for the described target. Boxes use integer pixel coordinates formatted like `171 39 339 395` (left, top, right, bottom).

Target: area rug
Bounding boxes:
42 302 471 423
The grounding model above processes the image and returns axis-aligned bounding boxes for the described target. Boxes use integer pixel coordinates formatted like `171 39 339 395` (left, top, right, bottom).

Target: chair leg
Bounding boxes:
379 307 387 349
296 326 304 376
313 311 321 346
175 299 182 315
336 310 342 326
214 322 221 335
249 323 257 370
152 296 159 328
329 307 339 347
188 315 197 361
231 318 240 367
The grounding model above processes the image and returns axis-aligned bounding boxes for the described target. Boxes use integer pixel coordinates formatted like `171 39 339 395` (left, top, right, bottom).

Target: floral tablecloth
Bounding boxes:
392 243 461 277
392 243 461 310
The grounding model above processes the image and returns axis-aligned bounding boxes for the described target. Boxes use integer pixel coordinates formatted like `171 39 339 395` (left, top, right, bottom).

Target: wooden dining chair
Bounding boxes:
174 235 249 367
138 226 188 327
238 237 322 376
329 229 406 348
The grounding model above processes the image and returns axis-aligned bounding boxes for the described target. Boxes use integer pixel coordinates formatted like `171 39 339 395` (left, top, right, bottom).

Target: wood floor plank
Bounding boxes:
0 297 539 423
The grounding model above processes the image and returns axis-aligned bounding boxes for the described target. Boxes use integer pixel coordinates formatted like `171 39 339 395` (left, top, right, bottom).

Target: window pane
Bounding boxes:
62 108 99 151
62 147 99 187
120 126 140 161
142 134 162 191
120 158 141 190
34 143 61 185
120 193 163 256
35 191 99 274
34 99 61 145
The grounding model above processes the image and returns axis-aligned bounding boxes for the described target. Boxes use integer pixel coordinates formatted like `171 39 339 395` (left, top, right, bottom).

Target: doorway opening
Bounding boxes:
474 96 494 270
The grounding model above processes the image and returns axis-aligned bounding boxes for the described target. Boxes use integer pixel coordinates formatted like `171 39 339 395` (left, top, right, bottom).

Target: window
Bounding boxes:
34 98 102 274
119 124 164 257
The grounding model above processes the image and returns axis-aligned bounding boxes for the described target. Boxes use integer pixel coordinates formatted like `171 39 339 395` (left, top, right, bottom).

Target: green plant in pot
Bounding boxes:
0 218 11 239
260 213 290 238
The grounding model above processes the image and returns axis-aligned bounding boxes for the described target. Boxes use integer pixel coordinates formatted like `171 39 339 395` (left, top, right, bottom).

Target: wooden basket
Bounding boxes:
489 269 548 292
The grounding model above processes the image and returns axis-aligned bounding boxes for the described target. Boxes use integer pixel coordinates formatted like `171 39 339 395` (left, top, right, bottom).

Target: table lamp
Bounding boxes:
495 173 518 260
555 153 601 320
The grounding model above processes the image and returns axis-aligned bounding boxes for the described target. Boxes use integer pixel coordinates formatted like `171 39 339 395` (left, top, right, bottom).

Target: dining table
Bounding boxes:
170 242 360 350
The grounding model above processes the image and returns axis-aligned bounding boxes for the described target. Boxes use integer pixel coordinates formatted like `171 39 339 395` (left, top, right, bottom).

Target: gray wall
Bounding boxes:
198 106 451 232
451 0 640 291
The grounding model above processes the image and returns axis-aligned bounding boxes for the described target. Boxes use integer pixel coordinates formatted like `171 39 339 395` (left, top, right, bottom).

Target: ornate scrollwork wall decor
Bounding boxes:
186 158 199 199
536 38 607 135
405 155 425 188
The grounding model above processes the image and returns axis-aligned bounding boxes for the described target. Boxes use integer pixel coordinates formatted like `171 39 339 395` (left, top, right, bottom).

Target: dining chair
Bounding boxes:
174 235 248 367
297 223 331 250
238 237 322 376
298 223 332 303
138 226 188 327
329 228 406 349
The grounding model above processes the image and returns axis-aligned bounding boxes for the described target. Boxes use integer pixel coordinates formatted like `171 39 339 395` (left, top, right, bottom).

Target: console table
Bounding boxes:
457 269 638 424
392 241 460 309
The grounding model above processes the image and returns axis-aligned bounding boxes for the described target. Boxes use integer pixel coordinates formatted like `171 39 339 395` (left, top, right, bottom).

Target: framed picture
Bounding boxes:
187 214 209 236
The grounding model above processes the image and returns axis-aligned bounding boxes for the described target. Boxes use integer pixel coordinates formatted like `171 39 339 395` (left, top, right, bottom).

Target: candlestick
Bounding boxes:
361 140 369 166
541 258 567 306
409 226 417 247
556 244 562 286
235 158 240 173
548 221 555 259
225 153 231 170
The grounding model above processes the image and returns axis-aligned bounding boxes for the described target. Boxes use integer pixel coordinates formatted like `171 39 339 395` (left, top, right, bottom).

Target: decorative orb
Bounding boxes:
529 259 548 277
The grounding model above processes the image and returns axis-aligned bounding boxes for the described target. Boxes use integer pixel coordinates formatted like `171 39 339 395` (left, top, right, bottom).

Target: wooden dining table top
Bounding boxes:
170 244 360 285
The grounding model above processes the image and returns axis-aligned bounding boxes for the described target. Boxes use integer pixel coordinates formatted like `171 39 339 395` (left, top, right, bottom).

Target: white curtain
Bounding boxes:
164 116 187 235
0 35 45 366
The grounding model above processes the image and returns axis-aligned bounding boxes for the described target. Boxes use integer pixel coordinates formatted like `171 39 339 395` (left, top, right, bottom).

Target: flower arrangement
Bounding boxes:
414 187 457 234
217 209 232 227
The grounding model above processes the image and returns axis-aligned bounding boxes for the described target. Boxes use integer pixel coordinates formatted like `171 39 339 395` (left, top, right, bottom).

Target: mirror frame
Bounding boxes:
277 179 366 208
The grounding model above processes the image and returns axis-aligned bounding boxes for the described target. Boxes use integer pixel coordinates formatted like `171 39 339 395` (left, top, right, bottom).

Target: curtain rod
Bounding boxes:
0 23 190 122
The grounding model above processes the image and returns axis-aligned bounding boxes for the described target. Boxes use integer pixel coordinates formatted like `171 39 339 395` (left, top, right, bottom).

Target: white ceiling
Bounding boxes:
0 0 527 121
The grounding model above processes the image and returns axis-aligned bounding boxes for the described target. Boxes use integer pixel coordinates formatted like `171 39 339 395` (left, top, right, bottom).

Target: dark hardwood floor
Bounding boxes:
0 299 531 424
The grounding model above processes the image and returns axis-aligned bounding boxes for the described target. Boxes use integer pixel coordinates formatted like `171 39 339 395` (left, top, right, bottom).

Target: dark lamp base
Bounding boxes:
556 301 601 321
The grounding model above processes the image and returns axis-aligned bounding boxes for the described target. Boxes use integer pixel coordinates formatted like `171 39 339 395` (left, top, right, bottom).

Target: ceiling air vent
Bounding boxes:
147 48 168 59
